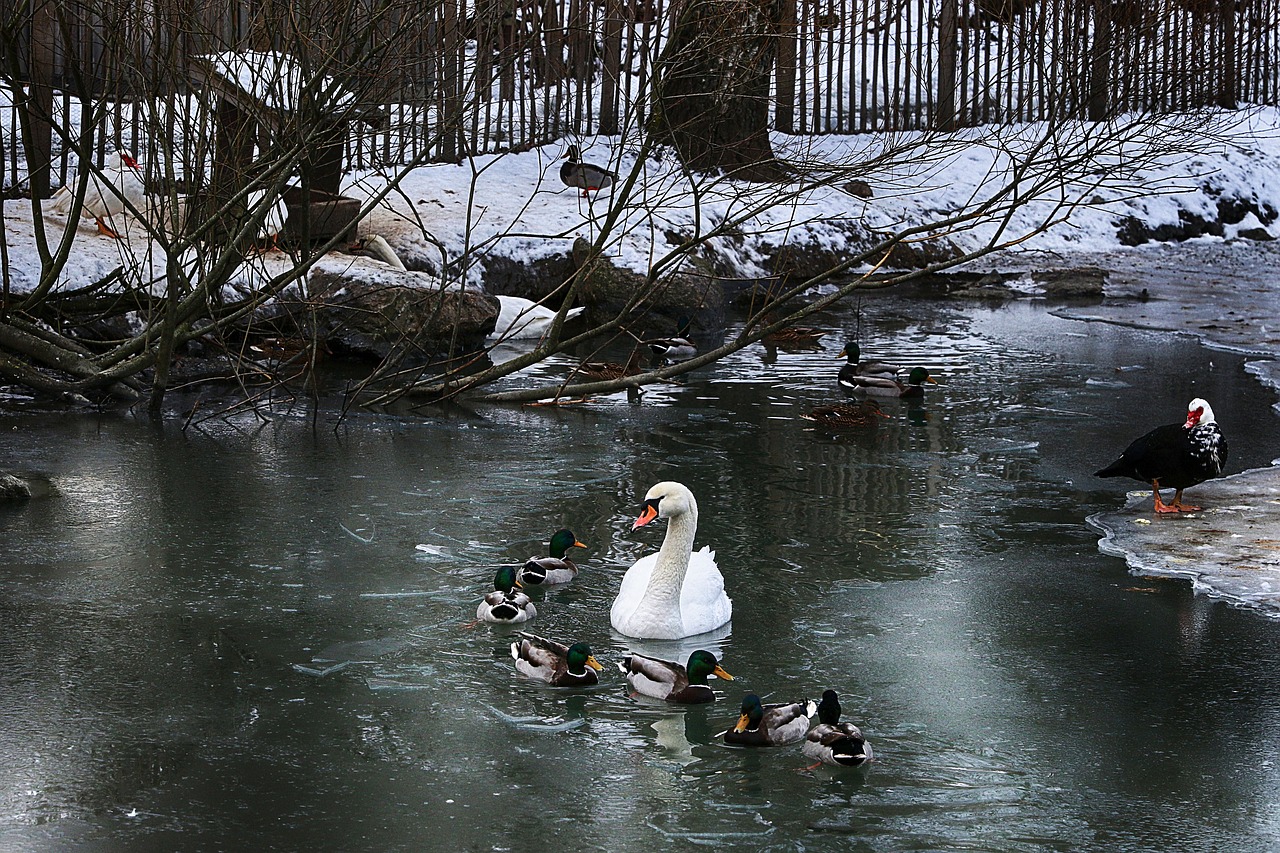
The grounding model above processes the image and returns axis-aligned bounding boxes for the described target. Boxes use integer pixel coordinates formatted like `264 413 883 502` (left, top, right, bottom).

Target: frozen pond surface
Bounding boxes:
2 265 1280 851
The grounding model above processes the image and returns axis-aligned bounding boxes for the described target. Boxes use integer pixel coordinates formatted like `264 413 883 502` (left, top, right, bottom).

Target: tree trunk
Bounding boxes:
652 0 785 181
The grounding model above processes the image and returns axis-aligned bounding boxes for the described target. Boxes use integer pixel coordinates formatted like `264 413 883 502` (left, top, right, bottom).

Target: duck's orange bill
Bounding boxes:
587 656 604 672
633 504 659 529
732 713 751 733
714 665 734 681
574 540 587 549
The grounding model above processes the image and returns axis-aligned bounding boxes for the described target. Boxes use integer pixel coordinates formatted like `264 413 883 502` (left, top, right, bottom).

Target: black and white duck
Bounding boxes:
1095 397 1228 513
517 528 587 586
644 317 698 363
802 690 874 768
475 564 536 624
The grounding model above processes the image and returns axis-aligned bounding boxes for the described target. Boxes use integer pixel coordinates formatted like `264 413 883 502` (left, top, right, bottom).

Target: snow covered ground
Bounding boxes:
5 107 1280 295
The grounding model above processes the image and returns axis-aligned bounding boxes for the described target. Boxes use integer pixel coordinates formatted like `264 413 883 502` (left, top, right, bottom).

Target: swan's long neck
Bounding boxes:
643 502 698 610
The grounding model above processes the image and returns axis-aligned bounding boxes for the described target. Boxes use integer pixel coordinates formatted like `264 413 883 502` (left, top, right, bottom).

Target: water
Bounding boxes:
3 295 1280 852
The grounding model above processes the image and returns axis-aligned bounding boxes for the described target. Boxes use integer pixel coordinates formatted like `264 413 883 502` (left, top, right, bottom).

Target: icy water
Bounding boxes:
3 295 1280 852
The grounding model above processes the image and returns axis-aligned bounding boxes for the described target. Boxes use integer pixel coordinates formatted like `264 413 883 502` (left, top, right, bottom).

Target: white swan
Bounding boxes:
489 295 585 342
610 481 732 640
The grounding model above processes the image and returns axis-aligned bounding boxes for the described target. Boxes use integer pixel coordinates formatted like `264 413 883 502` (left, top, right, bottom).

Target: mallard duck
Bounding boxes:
560 145 617 194
490 296 586 342
644 317 698 363
49 150 146 239
510 632 603 686
611 481 732 640
573 346 646 383
475 564 536 624
802 690 874 768
837 340 902 383
761 313 829 352
616 649 733 703
517 528 586 585
840 365 937 398
1096 397 1228 513
722 694 816 746
800 400 887 428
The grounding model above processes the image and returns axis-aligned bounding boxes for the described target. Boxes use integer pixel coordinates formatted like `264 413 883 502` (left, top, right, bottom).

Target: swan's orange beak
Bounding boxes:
633 504 659 530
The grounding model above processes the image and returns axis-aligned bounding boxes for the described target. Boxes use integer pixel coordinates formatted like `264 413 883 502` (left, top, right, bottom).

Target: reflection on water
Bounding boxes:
3 297 1280 851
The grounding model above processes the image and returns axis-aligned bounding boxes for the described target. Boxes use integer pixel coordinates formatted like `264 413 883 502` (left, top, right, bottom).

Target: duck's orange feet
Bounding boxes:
96 218 122 239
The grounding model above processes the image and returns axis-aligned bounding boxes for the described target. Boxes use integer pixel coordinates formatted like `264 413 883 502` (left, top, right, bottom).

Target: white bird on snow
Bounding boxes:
48 151 147 239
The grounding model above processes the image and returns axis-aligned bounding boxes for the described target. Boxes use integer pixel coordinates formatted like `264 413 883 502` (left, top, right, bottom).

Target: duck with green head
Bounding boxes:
837 340 902 383
476 564 536 624
722 693 816 746
840 365 937 398
802 690 874 768
644 316 698 364
517 528 587 586
617 649 733 703
510 632 604 686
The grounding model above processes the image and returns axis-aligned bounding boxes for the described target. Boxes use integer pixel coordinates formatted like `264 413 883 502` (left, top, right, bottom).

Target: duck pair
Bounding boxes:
722 690 874 768
475 528 586 624
837 340 937 398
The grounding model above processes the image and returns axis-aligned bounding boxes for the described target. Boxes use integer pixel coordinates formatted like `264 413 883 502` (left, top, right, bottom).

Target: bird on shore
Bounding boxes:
802 690 874 769
49 150 146 239
1095 397 1228 513
800 400 888 428
837 340 902 383
722 694 816 746
474 564 536 624
517 528 587 586
510 633 603 686
841 365 937 398
560 145 617 194
347 234 408 270
616 649 733 704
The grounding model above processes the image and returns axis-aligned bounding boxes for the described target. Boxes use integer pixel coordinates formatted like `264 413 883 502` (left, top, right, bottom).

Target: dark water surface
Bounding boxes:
3 296 1280 852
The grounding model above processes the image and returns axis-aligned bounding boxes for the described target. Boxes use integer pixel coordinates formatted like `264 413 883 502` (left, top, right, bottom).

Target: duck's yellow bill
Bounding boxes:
714 665 734 681
586 656 604 672
732 713 751 733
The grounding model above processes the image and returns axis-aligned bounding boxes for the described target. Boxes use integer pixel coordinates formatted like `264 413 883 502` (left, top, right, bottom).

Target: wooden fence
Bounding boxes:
2 0 1278 191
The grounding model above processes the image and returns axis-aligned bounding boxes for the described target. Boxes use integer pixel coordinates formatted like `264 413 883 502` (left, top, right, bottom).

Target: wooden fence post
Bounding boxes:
1218 0 1238 108
1088 0 1111 120
439 0 464 161
26 0 56 198
936 0 958 130
775 0 797 133
599 0 624 134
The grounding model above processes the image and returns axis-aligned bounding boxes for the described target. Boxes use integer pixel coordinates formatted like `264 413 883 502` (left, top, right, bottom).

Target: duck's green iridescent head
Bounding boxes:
838 341 861 363
686 650 733 685
907 366 935 386
549 528 586 559
733 693 764 732
566 642 604 675
817 689 842 725
493 564 521 592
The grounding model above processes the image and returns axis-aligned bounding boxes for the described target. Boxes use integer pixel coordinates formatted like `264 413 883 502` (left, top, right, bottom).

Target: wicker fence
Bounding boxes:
2 0 1278 189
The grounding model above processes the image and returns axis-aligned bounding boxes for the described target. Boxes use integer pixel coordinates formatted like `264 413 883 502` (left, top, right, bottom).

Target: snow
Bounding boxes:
7 106 1280 299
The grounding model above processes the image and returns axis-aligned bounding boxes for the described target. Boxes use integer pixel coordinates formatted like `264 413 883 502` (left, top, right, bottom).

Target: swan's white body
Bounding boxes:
49 151 146 237
490 296 585 341
248 189 289 244
610 482 732 639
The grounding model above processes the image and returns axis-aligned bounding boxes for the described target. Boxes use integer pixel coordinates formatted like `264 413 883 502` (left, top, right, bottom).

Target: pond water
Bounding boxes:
3 293 1280 852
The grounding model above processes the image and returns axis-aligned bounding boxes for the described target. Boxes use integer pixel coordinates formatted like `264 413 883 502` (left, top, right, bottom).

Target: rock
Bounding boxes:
481 252 579 302
1237 226 1275 242
1116 209 1224 246
572 238 726 334
843 179 873 198
284 265 499 361
0 473 32 500
1034 267 1106 299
